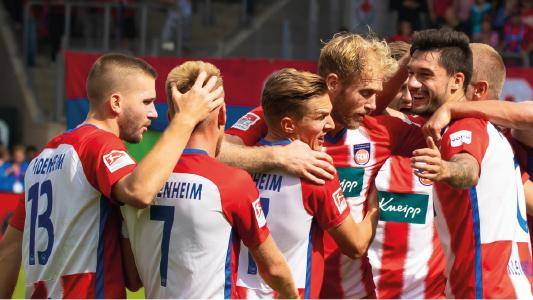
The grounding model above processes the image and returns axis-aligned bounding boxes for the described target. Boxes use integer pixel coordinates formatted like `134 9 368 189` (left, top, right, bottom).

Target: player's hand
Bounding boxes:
411 137 448 183
422 103 452 145
276 140 336 185
170 71 224 126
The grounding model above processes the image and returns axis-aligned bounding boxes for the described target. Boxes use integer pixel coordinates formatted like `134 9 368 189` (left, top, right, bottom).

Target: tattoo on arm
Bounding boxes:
444 153 480 189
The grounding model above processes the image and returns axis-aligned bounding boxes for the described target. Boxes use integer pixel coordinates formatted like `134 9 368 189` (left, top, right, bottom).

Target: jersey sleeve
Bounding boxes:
440 118 489 168
225 106 268 146
370 115 427 156
8 195 25 231
81 133 137 200
302 175 350 230
221 169 270 248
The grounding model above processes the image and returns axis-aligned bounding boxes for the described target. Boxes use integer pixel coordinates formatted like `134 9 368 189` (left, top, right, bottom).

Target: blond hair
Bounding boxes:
470 43 506 99
165 61 223 116
86 53 157 105
318 33 398 83
262 68 327 129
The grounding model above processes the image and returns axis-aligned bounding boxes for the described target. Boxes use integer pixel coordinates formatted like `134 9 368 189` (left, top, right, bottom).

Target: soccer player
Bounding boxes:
224 33 426 298
235 68 378 299
120 61 299 299
367 42 446 299
409 30 532 298
0 54 223 298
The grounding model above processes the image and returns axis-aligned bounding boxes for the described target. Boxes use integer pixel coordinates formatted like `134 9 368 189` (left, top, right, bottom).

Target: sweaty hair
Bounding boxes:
262 68 327 129
86 53 157 104
165 61 223 116
470 43 506 99
318 32 398 84
410 29 472 91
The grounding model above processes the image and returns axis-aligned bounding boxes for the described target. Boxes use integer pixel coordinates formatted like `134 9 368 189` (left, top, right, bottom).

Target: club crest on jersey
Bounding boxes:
252 199 267 228
353 143 371 165
103 150 135 173
232 112 260 131
332 188 348 214
418 175 433 186
450 130 472 147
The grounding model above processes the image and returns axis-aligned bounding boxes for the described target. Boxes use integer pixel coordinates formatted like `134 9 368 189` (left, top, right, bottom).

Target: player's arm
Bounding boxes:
412 137 480 188
248 235 299 299
113 73 224 208
327 205 378 259
0 225 22 298
219 137 336 185
374 44 410 115
424 100 533 143
524 179 533 216
120 236 142 292
511 129 533 148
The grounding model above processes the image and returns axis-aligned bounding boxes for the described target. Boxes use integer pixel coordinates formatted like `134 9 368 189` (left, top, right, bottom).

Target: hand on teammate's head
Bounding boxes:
169 71 224 125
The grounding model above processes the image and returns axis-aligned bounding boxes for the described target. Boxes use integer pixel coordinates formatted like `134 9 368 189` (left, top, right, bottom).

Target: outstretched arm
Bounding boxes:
424 101 533 143
219 137 336 185
0 225 22 298
249 235 299 299
411 137 480 188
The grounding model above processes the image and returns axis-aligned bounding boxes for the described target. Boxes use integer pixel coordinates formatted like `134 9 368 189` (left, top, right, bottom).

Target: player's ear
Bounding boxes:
471 81 489 101
451 72 465 92
326 73 340 93
109 93 122 115
217 104 227 128
280 116 296 135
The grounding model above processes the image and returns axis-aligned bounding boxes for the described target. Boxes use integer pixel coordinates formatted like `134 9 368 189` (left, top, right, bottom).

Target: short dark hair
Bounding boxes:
262 68 327 129
410 29 472 91
86 53 157 104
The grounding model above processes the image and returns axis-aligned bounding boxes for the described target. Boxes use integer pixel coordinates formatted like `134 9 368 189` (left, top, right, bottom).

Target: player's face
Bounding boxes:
388 79 412 112
330 76 383 129
118 74 158 143
407 50 452 115
292 94 334 151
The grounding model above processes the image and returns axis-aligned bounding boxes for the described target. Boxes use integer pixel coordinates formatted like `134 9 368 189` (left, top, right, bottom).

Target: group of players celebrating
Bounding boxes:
0 27 532 299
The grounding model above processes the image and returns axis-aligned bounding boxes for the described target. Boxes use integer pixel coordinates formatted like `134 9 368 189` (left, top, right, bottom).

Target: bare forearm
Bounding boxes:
374 55 409 115
449 101 533 130
0 226 22 298
114 116 196 207
441 155 479 188
259 262 298 299
218 140 279 173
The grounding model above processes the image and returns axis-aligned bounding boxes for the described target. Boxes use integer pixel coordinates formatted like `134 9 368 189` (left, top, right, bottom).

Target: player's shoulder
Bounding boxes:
444 117 488 139
48 124 123 150
301 173 341 196
188 154 256 190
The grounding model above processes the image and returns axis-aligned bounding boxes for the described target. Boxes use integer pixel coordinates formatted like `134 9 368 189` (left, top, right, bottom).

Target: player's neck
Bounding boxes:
329 121 345 136
186 132 217 157
264 129 292 144
84 112 120 137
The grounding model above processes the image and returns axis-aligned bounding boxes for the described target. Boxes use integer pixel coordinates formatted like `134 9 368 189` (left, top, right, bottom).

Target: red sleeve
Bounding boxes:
221 169 270 248
302 175 350 230
369 115 427 155
225 106 268 146
440 118 489 168
79 133 137 200
8 195 25 231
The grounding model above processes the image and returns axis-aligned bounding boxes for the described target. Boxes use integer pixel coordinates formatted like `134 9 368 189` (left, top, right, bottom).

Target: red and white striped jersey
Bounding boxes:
12 124 135 298
435 118 533 298
227 107 425 298
370 153 446 298
236 139 350 299
121 149 270 299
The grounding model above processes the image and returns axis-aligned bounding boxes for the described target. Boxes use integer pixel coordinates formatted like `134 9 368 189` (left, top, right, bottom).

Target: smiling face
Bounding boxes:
289 94 334 150
117 74 158 143
406 50 455 115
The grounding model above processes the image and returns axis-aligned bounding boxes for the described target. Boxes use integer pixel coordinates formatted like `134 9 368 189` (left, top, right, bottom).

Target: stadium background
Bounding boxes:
0 0 531 298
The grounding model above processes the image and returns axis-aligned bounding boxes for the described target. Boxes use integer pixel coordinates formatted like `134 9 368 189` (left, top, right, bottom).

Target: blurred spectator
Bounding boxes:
0 145 27 193
430 0 454 26
390 20 413 43
474 17 499 48
501 12 530 66
470 0 492 39
457 0 475 35
25 145 38 162
161 0 192 52
46 0 66 62
441 5 462 31
390 0 430 31
0 144 10 171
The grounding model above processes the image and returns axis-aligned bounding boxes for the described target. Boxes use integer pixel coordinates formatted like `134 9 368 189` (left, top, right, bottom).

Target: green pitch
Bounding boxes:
12 269 145 298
